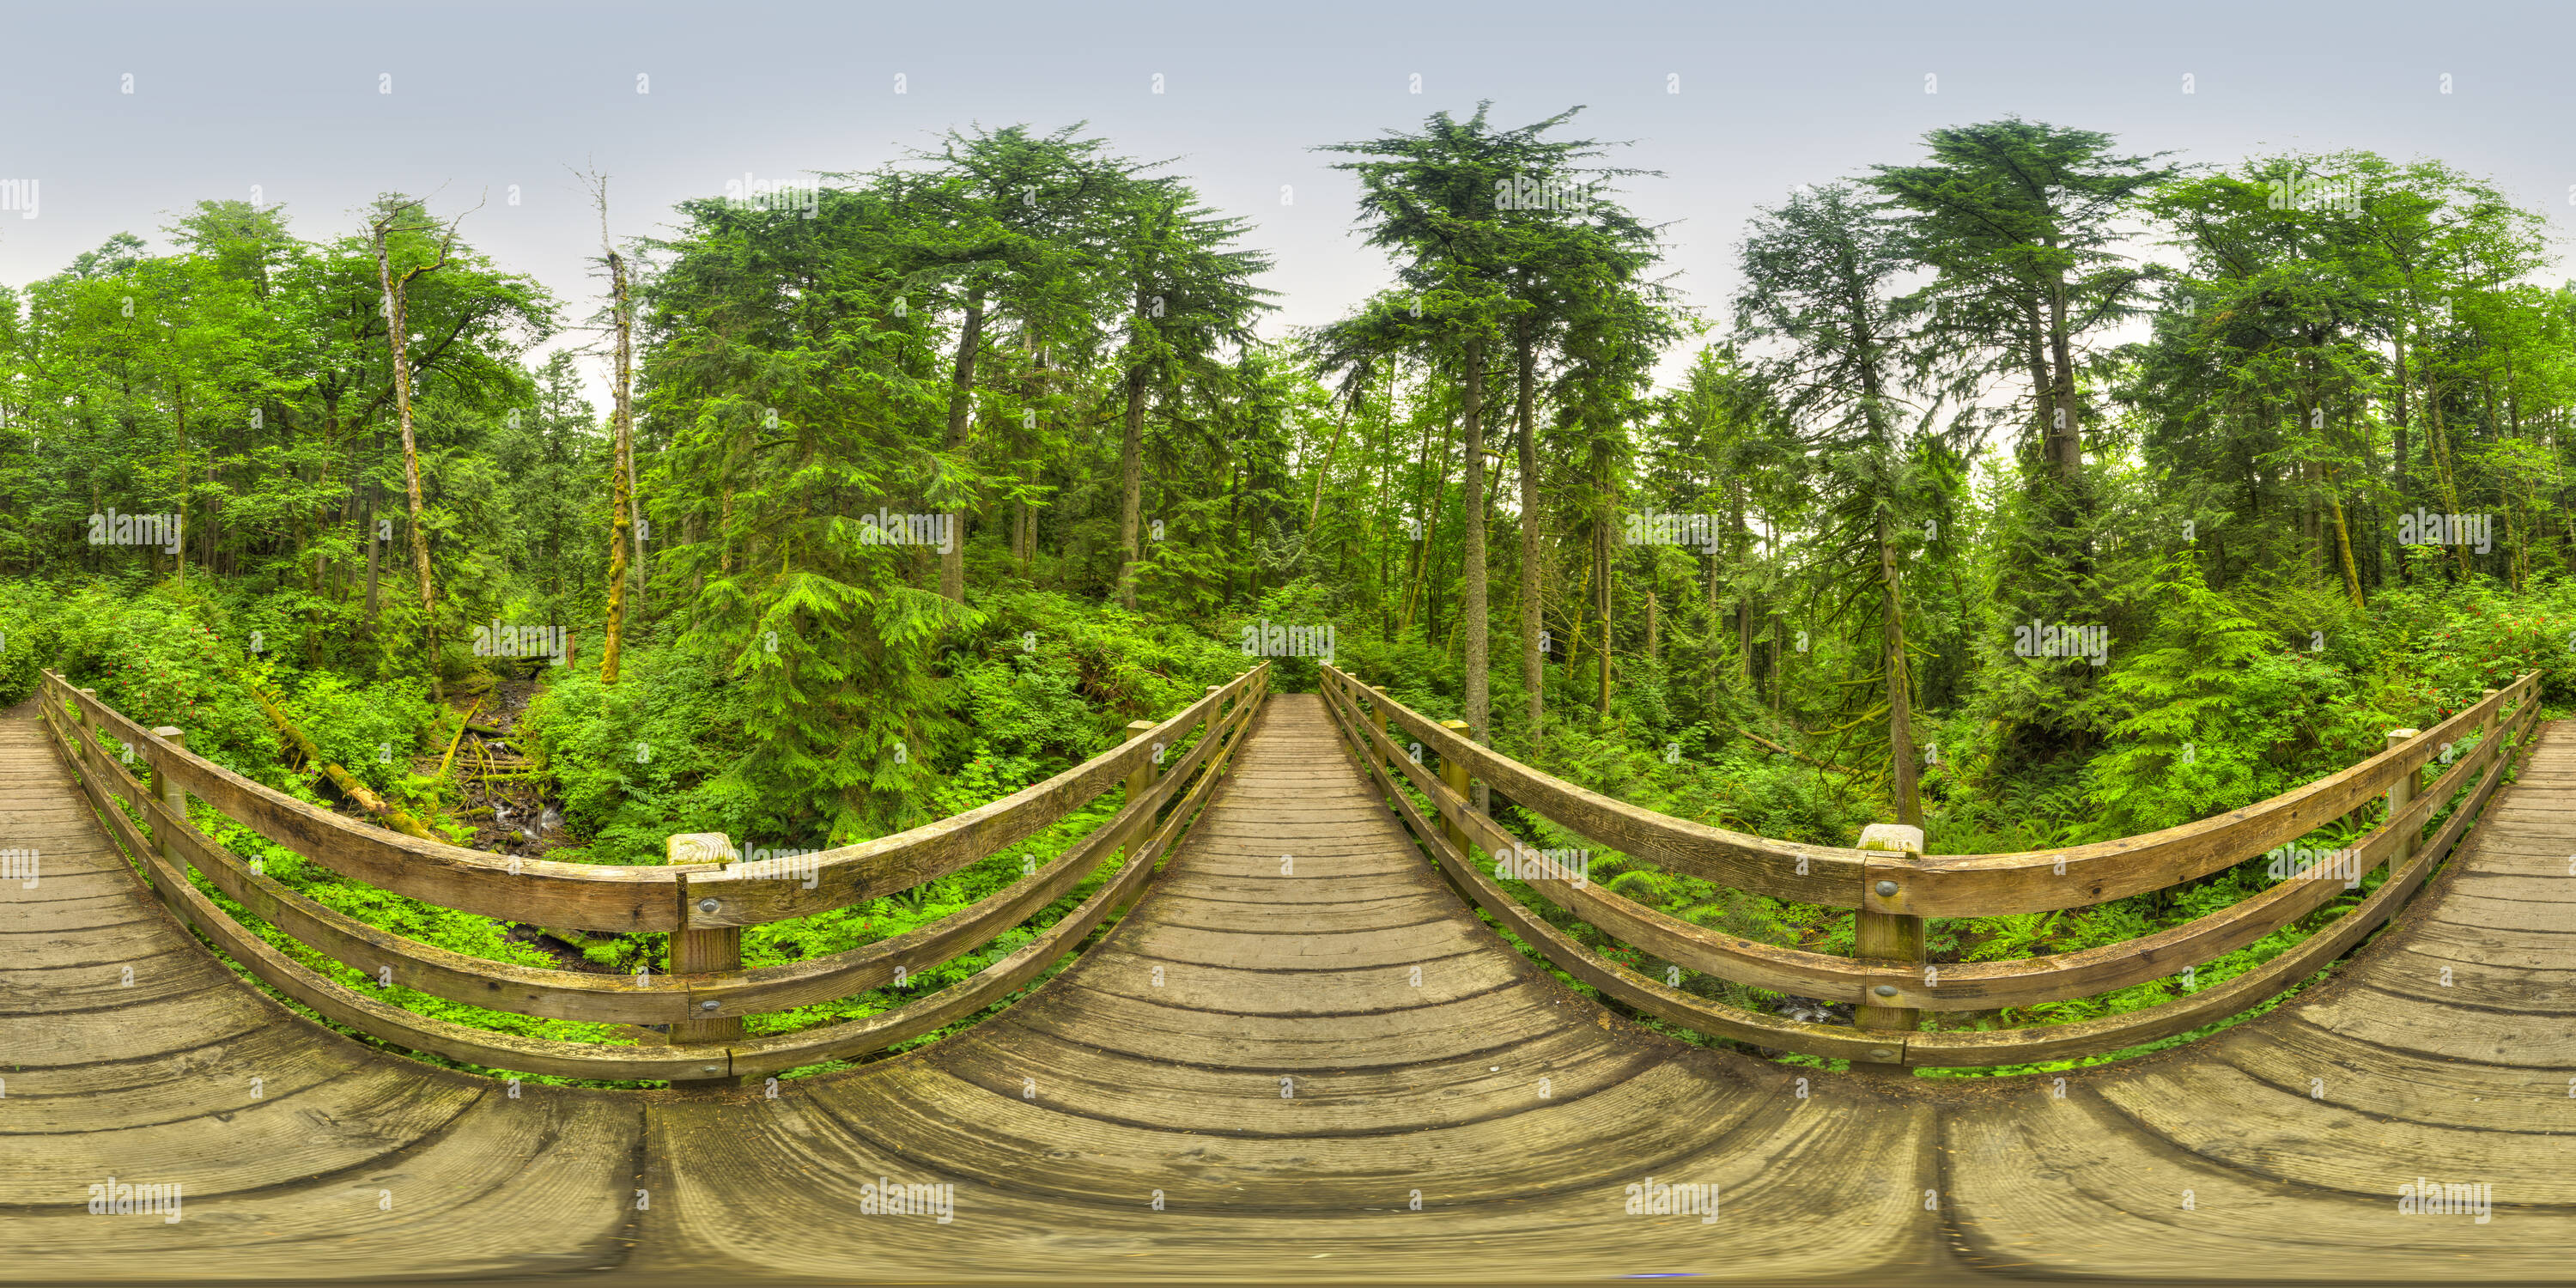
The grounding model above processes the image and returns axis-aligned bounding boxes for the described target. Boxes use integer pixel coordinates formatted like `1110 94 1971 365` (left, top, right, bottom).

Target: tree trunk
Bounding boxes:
2021 314 2055 464
1595 522 1612 716
941 286 987 603
1405 435 1456 645
627 416 646 605
2041 270 2081 483
364 477 380 623
1879 515 1921 828
2327 470 2364 608
1515 326 1543 750
374 231 443 703
1306 399 1352 531
172 390 187 586
1459 341 1491 780
1118 361 1145 611
2427 379 2470 579
601 249 635 686
1733 482 1753 678
1770 615 1783 716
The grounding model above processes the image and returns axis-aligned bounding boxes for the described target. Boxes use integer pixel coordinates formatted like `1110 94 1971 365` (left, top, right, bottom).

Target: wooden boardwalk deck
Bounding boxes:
4 692 2573 1283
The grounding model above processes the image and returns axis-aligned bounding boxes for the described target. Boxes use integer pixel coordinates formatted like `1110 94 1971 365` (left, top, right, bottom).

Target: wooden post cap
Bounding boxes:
150 726 185 743
1856 823 1923 855
1125 720 1156 738
666 833 732 866
2386 727 2419 746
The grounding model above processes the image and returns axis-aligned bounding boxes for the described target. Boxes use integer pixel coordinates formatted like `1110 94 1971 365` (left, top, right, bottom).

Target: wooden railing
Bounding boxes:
39 663 1268 1084
1321 663 2542 1068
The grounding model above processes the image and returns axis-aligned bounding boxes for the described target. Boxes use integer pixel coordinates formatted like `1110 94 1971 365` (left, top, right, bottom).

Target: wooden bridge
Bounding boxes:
3 664 2571 1283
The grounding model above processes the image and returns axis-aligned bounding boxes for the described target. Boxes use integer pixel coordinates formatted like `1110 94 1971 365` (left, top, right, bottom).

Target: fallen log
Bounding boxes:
435 697 487 783
1732 726 1861 776
253 687 443 842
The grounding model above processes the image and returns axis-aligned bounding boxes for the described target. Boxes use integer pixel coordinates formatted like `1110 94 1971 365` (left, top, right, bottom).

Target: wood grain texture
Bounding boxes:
9 694 2576 1283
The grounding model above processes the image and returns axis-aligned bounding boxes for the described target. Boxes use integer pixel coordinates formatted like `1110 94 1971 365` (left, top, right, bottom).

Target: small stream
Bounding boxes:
439 665 623 975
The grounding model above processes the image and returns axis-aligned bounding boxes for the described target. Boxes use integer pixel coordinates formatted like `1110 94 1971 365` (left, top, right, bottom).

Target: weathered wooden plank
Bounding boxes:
935 1014 1669 1136
6 1087 637 1280
2294 982 2576 1065
2215 1017 2576 1133
2100 1057 2576 1200
1074 941 1510 1014
1940 1090 2562 1282
0 1054 484 1202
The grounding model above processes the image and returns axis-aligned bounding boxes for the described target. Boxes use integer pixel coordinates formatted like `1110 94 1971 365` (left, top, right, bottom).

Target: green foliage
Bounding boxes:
518 636 732 862
12 109 2576 1090
276 670 438 794
2084 557 2353 837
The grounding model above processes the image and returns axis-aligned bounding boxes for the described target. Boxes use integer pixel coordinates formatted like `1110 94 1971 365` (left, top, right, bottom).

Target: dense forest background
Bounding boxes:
6 108 2572 1073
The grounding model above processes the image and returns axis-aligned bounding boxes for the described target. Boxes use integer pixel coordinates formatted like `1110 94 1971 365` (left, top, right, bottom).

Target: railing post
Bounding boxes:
1115 718 1161 918
1124 719 1158 805
1370 686 1391 770
146 726 195 932
669 831 742 1083
1438 719 1473 859
77 688 100 766
1853 822 1925 1070
2385 727 2421 872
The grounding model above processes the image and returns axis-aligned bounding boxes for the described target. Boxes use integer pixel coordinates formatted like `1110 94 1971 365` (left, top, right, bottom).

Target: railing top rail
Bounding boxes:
43 663 1267 931
1321 665 1872 903
1323 665 2540 916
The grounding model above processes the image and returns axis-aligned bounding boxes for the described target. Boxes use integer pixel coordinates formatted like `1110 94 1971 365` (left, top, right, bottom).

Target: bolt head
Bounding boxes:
697 897 719 913
699 999 720 1012
1870 1048 1895 1060
1874 985 1899 997
702 1065 722 1075
1874 880 1899 896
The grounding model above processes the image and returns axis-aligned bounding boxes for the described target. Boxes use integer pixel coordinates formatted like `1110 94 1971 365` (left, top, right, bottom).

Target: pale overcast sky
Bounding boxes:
3 0 2570 406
